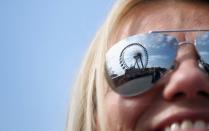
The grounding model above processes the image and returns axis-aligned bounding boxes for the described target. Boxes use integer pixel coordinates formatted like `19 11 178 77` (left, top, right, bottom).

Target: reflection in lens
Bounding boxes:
105 33 178 96
196 32 209 73
120 43 148 70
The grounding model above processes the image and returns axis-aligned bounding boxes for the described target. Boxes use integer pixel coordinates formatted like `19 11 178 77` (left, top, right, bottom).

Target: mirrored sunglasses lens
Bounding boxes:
105 33 178 96
196 32 209 72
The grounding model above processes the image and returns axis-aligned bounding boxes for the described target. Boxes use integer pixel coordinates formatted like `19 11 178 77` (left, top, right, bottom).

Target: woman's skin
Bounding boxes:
104 1 209 131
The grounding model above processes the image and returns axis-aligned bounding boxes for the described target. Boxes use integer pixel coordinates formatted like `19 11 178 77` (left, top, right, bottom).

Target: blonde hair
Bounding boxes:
66 0 143 131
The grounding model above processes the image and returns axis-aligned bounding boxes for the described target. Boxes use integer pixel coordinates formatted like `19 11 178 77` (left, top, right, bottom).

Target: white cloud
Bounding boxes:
149 55 169 60
199 51 209 56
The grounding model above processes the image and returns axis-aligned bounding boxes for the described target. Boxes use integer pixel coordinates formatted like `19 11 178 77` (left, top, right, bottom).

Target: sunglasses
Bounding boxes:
105 29 209 97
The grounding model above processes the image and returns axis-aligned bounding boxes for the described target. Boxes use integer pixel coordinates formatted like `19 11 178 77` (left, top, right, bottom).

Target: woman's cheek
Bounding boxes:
104 91 153 130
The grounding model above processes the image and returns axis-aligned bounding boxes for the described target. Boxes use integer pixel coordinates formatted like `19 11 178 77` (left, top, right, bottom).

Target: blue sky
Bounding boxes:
1 0 113 131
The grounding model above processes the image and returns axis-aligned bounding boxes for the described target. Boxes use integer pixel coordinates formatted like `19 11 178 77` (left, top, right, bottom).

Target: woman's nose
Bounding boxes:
163 43 209 101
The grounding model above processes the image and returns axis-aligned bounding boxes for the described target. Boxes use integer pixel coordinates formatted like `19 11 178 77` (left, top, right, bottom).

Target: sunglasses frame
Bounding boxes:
105 29 209 97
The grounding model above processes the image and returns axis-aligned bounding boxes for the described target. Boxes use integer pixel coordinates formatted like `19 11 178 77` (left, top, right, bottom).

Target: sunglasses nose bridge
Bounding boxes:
178 41 193 46
174 41 200 67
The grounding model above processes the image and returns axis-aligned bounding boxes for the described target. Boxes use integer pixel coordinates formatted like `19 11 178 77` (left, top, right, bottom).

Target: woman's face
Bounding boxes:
104 1 209 131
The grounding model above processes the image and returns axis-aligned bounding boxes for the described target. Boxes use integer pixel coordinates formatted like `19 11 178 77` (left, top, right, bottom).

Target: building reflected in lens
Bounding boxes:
111 66 166 88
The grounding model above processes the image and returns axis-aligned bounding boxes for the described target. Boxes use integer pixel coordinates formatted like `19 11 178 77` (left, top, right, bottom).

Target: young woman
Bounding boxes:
67 0 209 131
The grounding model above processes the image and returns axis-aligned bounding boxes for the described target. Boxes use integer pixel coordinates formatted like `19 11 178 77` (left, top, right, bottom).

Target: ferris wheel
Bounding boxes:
119 43 149 70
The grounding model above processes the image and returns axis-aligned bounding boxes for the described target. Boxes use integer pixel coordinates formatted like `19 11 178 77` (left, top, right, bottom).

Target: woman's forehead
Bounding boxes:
109 0 209 47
